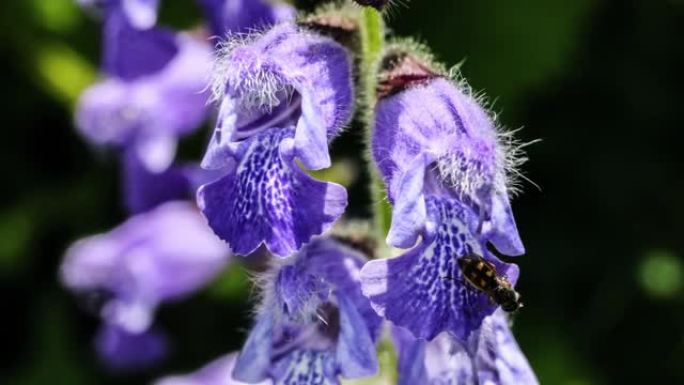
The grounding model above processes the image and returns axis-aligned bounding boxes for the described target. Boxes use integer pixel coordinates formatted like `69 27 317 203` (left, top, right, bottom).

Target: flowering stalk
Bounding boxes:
359 7 392 238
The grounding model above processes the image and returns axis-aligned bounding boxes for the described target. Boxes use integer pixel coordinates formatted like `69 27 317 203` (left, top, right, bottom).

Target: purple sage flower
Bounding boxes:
372 74 525 254
198 0 295 38
198 23 354 256
231 237 381 384
76 24 212 173
361 52 526 341
361 197 519 341
154 352 271 385
60 202 230 335
394 310 538 385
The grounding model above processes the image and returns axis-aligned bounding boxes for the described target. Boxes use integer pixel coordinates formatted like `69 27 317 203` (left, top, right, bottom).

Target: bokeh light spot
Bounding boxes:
638 250 683 299
35 44 96 106
31 0 79 33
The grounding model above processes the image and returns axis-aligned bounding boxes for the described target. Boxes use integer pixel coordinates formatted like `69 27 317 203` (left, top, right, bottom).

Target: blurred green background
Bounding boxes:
2 0 683 384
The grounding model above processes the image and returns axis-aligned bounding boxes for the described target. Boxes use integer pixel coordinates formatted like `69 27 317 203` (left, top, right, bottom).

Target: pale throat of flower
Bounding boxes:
232 88 302 141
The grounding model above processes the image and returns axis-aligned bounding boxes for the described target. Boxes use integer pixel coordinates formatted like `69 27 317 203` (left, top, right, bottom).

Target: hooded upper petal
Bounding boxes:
197 127 347 257
61 202 230 333
205 22 354 170
372 77 524 255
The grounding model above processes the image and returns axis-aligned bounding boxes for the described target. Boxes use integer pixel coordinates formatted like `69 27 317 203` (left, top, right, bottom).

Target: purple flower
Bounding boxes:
394 310 538 385
372 75 524 254
360 197 519 341
76 26 212 173
77 0 160 29
154 352 271 385
198 23 354 256
360 55 527 341
60 202 230 334
95 323 168 371
231 237 381 384
198 0 295 38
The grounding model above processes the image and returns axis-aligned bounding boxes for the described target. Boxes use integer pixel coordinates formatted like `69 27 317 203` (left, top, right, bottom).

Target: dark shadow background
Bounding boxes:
2 0 683 384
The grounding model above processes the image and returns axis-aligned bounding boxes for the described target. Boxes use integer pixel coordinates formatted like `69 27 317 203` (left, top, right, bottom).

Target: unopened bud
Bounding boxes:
377 49 442 99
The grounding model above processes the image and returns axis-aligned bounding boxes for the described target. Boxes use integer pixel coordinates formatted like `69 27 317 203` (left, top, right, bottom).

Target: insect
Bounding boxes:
457 254 523 312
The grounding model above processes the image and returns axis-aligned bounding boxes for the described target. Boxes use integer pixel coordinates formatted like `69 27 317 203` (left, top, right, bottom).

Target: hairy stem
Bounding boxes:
359 7 391 240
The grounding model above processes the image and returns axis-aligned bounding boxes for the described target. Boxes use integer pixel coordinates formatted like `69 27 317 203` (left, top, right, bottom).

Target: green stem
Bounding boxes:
359 8 392 240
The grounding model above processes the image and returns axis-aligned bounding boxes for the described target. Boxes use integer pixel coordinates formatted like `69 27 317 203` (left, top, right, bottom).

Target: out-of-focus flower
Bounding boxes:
76 26 212 173
393 310 538 385
77 0 160 29
198 23 354 257
360 47 524 341
154 352 271 385
231 237 381 384
61 202 230 335
198 0 295 38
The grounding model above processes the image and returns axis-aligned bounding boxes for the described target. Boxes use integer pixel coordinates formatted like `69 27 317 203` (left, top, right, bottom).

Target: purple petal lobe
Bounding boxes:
394 327 475 385
362 197 515 341
154 352 272 385
234 316 274 382
335 294 378 378
121 0 159 29
475 311 539 385
392 327 428 385
482 191 525 256
294 91 331 170
104 9 177 81
198 0 295 37
197 128 347 257
271 350 338 385
95 324 167 371
77 0 160 30
134 132 177 172
386 153 433 248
